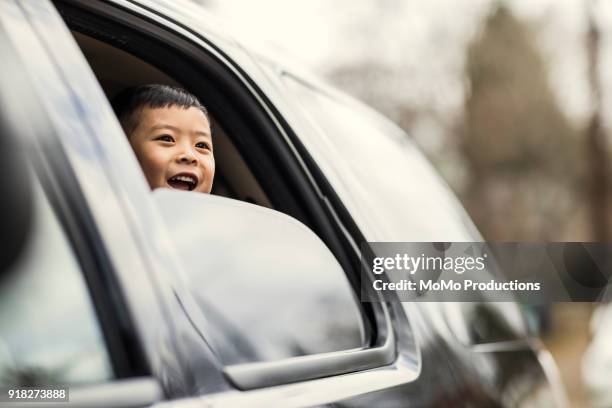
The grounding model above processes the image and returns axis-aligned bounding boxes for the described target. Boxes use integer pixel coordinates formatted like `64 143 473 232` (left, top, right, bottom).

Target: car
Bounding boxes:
0 0 567 406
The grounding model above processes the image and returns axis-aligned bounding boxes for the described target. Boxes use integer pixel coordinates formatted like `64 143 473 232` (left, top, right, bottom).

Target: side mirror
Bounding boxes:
153 190 364 364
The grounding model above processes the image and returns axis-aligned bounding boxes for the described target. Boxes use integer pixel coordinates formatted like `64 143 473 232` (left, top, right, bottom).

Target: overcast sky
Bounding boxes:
208 0 612 133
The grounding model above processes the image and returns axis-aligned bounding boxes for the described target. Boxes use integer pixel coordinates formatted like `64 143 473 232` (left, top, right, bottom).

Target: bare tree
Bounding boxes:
585 0 610 242
462 5 583 240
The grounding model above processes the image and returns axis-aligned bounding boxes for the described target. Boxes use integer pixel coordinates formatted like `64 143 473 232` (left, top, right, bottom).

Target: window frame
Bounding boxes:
0 12 147 381
0 2 174 405
53 0 399 389
25 148 141 382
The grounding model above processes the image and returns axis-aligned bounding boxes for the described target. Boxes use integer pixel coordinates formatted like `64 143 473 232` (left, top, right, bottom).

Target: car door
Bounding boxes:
34 0 441 406
0 1 235 405
0 1 414 406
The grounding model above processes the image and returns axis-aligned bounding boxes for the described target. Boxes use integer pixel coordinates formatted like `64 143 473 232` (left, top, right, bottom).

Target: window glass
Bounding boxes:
0 172 113 386
281 75 479 242
443 302 527 345
156 193 366 365
282 76 528 344
194 274 366 365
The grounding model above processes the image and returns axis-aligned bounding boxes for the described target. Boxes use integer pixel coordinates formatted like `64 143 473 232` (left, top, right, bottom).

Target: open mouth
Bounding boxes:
167 174 198 191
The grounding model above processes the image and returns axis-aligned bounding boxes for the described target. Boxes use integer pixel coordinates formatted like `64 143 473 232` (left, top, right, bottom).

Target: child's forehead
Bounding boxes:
137 105 210 131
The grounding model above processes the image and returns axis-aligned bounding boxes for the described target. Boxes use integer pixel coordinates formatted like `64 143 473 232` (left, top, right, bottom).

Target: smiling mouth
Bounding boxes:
168 174 198 191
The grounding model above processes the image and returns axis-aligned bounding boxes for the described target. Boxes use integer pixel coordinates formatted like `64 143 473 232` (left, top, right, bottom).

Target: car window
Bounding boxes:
442 302 527 345
281 74 479 242
54 8 369 369
281 76 528 345
192 261 366 365
0 170 113 386
157 193 367 365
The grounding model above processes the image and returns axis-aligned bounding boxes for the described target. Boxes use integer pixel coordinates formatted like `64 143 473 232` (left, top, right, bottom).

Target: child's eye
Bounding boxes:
156 135 174 143
195 142 211 150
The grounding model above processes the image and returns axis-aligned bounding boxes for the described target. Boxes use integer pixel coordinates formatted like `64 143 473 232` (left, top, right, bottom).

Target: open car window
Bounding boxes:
72 32 273 208
56 2 387 386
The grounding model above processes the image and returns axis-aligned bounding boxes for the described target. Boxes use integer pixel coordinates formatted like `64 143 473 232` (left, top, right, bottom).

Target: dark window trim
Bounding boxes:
54 0 397 387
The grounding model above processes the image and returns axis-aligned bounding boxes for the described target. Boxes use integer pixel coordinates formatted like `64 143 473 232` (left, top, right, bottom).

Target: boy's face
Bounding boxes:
128 106 215 193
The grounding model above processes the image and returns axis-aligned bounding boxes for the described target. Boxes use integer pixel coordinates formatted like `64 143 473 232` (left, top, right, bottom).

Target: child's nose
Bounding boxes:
176 147 198 164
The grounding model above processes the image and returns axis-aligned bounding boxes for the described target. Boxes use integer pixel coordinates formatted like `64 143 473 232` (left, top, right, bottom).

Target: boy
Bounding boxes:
112 84 215 193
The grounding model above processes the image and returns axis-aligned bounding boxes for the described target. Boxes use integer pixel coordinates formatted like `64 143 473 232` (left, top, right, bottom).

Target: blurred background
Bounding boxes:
201 0 612 406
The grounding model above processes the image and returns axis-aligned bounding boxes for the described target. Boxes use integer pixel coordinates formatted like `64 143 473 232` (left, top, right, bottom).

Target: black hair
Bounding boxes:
111 84 209 136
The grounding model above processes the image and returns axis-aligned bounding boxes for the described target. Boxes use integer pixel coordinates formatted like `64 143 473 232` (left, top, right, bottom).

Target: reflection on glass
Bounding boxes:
443 302 527 345
282 75 478 242
0 173 113 386
156 192 365 365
